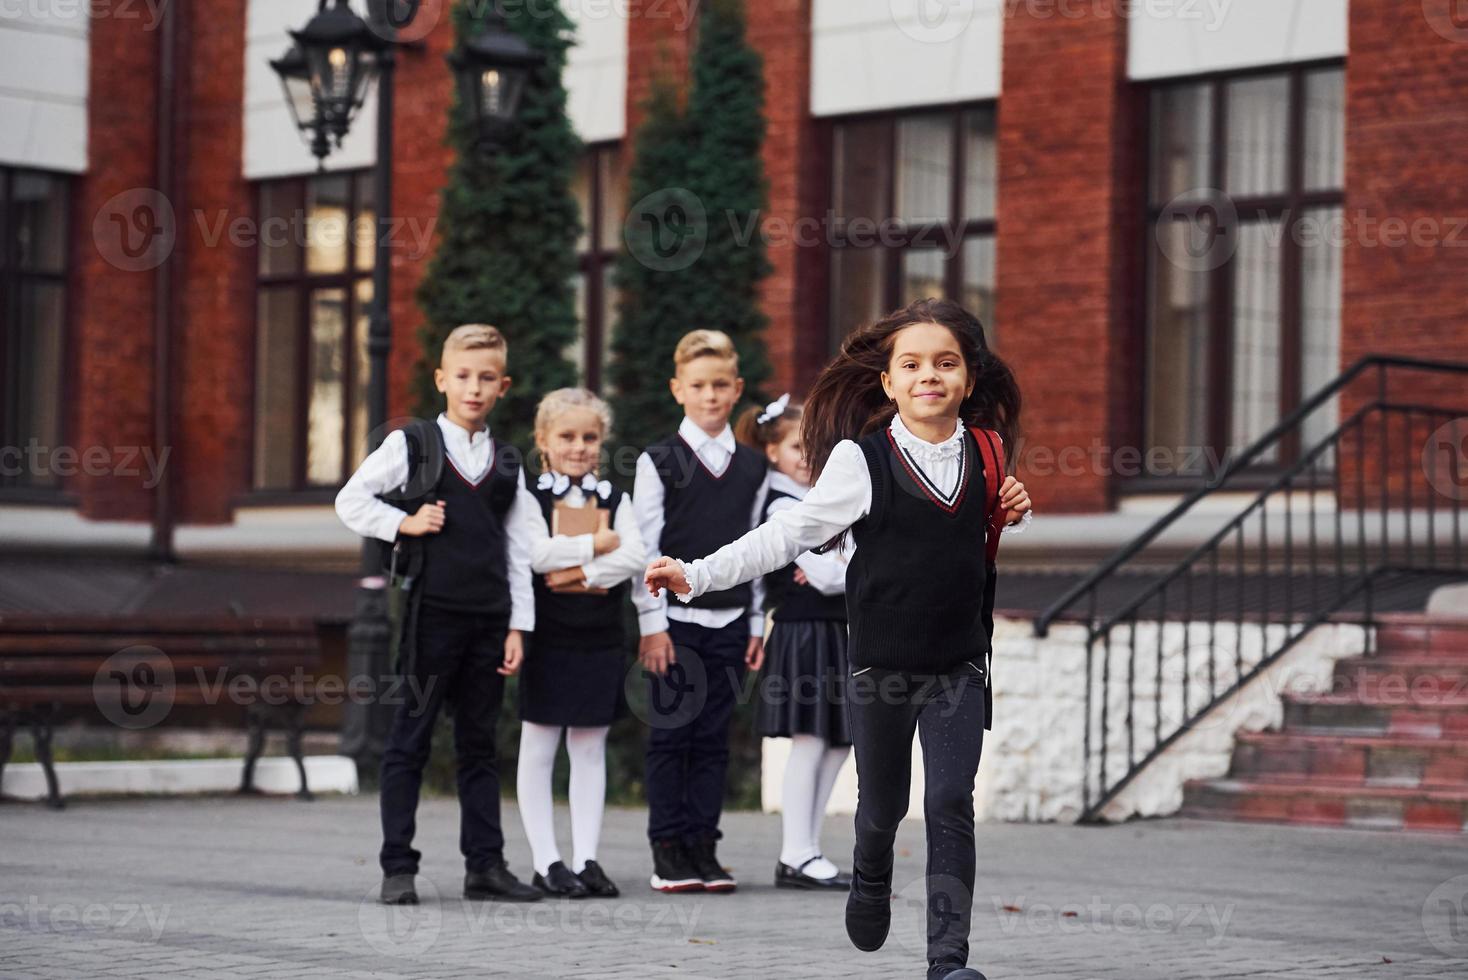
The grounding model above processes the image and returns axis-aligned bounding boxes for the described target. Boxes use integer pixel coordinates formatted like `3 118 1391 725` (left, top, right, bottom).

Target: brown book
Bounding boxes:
548 501 611 594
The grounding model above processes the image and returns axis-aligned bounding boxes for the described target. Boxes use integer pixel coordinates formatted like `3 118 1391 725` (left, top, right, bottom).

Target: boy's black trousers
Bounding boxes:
379 604 508 876
644 616 750 844
848 661 988 975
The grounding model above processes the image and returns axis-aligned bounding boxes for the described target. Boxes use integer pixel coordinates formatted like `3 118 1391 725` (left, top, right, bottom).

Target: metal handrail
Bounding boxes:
1031 355 1468 822
1035 355 1468 636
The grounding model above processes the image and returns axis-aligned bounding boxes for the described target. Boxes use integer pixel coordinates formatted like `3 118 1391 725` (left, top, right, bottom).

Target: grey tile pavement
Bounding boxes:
1 795 1465 979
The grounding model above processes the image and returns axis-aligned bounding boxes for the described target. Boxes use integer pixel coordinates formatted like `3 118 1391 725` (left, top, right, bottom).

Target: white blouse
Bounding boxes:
670 414 1030 604
525 472 647 590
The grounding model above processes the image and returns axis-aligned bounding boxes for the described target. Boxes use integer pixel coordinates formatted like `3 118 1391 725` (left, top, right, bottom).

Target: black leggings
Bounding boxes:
848 661 987 973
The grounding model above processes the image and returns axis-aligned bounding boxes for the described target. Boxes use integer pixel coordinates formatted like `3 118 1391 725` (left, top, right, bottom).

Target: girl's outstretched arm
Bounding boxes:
643 440 870 602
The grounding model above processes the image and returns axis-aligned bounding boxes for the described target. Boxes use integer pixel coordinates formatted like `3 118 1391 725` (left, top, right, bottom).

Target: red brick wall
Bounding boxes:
174 0 254 524
70 8 162 521
745 0 826 397
386 8 457 422
994 4 1144 514
625 0 694 138
624 1 818 398
1339 0 1468 511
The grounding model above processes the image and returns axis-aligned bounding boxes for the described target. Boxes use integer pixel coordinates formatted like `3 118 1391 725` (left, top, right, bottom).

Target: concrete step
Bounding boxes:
1180 776 1468 832
1282 692 1468 738
1229 731 1468 788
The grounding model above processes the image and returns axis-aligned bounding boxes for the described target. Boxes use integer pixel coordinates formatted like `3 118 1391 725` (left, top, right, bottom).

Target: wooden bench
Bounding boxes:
0 615 325 808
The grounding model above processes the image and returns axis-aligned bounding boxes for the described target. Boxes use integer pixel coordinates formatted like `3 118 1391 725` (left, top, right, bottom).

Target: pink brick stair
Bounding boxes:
1181 614 1468 833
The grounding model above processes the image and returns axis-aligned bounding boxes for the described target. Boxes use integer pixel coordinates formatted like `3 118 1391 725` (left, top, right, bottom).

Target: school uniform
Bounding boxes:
632 416 769 848
671 413 1030 975
335 413 537 879
755 470 853 747
521 471 644 726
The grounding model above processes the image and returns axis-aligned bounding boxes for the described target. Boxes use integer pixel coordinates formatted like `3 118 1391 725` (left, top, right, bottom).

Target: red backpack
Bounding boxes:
969 426 1007 565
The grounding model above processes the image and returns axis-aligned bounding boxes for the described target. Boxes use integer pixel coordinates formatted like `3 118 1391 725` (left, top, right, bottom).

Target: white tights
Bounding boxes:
516 721 610 875
779 734 851 878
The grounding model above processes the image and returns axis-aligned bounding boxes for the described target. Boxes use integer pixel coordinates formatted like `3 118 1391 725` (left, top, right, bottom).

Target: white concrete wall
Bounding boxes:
0 3 89 172
565 0 627 142
811 0 1002 117
1128 0 1349 81
763 615 1368 825
244 0 381 180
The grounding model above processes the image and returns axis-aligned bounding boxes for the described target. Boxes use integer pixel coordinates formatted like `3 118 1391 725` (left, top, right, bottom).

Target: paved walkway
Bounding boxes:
1 794 1465 979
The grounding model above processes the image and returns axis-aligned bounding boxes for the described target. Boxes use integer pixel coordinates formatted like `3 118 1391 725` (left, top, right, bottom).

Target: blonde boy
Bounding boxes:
631 329 768 893
336 323 541 906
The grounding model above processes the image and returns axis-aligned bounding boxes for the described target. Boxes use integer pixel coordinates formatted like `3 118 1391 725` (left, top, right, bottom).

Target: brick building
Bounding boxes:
1 0 1465 572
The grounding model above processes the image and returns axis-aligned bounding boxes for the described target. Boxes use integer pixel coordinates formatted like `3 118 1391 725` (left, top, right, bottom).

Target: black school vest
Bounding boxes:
418 440 521 615
845 427 992 673
529 481 629 647
761 486 848 623
646 433 766 610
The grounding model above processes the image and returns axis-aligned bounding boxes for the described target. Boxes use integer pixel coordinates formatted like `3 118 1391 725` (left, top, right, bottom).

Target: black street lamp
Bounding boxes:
270 2 541 773
269 44 330 165
289 0 386 152
448 12 545 153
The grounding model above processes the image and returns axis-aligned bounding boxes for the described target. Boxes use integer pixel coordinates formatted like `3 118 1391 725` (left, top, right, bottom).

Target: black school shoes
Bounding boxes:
576 860 620 898
930 970 988 980
464 861 542 902
844 866 893 951
379 874 418 905
533 861 590 899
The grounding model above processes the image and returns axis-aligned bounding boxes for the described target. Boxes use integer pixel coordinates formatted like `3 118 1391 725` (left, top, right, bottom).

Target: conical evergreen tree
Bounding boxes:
414 2 582 457
609 0 771 457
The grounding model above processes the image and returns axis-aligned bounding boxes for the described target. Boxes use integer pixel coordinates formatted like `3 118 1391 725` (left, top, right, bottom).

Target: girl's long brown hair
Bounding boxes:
801 297 1021 485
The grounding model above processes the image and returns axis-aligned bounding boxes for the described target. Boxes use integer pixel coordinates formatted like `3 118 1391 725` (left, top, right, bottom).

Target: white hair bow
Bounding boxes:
537 471 613 500
757 392 791 426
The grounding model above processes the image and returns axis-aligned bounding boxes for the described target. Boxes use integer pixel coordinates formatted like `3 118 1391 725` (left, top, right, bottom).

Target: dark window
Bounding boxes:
1144 65 1345 479
252 171 375 490
0 168 69 491
569 142 623 392
827 104 997 356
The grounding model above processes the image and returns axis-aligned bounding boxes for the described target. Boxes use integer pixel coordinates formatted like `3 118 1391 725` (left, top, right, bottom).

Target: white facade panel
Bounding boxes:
244 0 377 181
1128 0 1348 80
811 0 1003 117
0 8 89 172
565 0 627 143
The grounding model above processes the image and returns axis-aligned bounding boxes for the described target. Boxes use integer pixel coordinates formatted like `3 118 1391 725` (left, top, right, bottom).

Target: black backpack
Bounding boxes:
371 418 446 587
373 419 445 675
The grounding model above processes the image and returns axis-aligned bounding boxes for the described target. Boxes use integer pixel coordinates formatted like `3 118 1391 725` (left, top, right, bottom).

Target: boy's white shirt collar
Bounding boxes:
678 415 736 455
437 412 490 446
889 412 963 462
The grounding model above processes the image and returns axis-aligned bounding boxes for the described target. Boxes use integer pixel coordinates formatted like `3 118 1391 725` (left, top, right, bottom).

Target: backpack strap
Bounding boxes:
969 426 1006 565
376 418 446 583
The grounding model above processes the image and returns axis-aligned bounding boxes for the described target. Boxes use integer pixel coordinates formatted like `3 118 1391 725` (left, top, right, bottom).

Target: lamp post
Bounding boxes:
271 2 543 771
